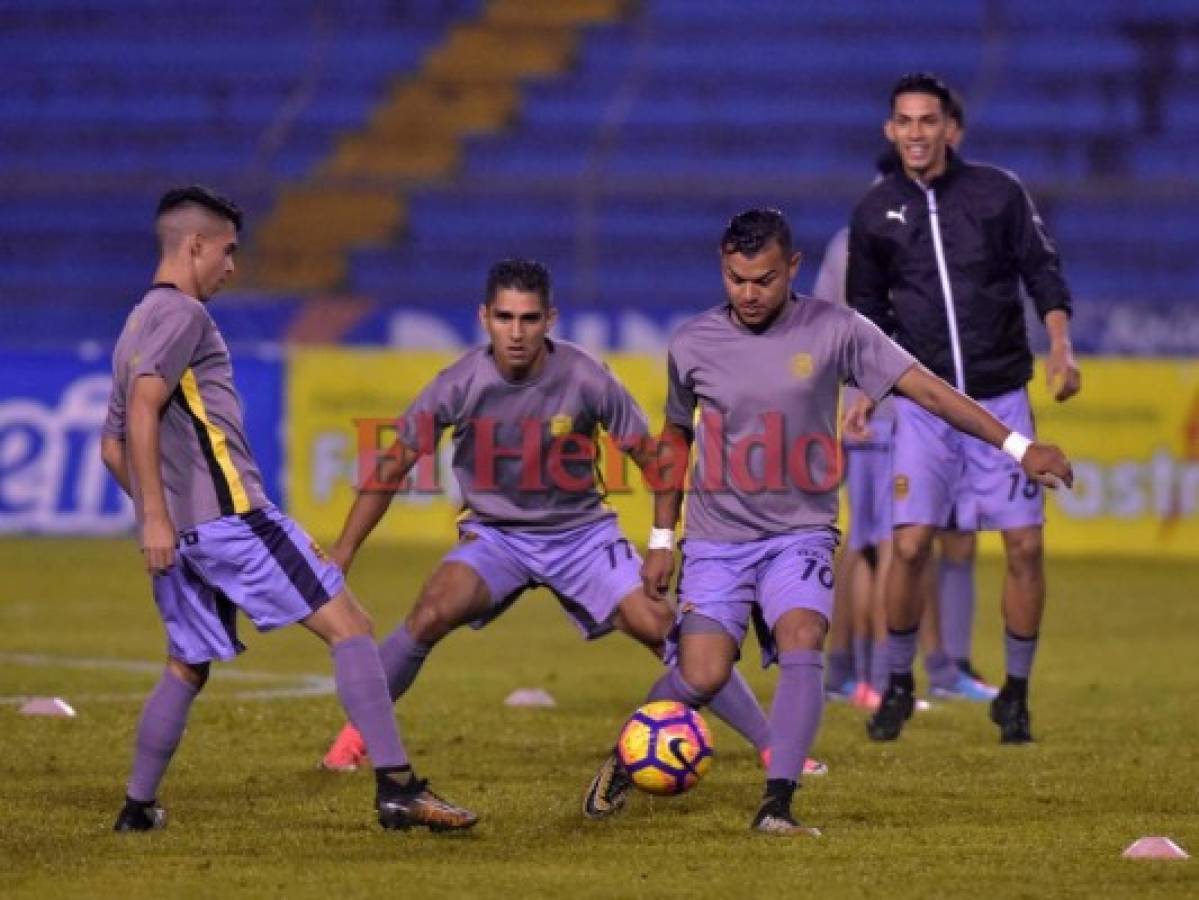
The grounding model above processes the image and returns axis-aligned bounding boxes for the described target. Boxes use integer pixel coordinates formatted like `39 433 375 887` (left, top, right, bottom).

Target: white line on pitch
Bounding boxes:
0 651 334 704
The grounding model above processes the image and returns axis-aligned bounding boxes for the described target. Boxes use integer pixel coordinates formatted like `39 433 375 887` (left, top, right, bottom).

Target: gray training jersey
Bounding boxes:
397 338 650 531
104 285 268 530
666 294 916 542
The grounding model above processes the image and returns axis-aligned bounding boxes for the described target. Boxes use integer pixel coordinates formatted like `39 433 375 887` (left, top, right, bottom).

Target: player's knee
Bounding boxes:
1004 529 1044 576
940 531 977 564
892 529 934 568
168 658 209 690
679 658 731 699
406 596 457 645
774 610 828 652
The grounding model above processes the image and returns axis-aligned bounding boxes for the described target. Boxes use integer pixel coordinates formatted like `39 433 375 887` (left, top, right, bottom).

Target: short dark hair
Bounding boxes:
946 88 966 128
485 258 552 307
890 72 954 118
156 185 243 232
720 208 792 258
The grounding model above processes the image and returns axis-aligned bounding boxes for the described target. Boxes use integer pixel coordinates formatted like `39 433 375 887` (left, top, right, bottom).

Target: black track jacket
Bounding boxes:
847 151 1072 400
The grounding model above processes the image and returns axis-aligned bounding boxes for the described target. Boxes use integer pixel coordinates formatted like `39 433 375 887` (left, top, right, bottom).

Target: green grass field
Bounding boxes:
1 538 1196 898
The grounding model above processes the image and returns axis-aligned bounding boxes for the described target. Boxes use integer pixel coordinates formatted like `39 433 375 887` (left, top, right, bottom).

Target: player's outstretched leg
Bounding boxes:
752 611 825 837
321 562 489 772
613 591 827 781
313 591 477 831
585 619 733 820
322 624 433 772
114 659 207 832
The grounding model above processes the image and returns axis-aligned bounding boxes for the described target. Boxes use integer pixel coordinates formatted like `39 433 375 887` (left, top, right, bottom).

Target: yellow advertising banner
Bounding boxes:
286 349 1199 557
1000 357 1199 558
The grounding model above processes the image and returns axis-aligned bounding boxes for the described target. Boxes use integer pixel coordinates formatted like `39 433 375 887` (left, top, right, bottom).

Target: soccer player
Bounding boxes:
315 259 811 805
847 73 1082 744
816 149 988 710
100 186 476 833
588 208 1072 835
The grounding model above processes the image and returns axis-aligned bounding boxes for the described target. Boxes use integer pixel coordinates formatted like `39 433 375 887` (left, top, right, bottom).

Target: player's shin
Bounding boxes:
766 650 824 782
645 666 715 708
378 623 433 702
706 667 770 752
939 558 976 665
126 668 200 803
330 635 409 770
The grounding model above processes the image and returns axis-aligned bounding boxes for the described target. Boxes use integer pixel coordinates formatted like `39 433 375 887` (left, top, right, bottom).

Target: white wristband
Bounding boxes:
648 527 675 551
1002 432 1033 463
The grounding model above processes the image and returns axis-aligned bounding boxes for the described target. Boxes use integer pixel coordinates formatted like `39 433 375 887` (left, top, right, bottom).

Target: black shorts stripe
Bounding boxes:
174 386 235 516
242 509 331 611
213 587 244 654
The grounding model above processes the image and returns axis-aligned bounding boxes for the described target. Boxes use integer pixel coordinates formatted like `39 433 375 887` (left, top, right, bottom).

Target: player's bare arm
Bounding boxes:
1044 309 1081 403
128 374 174 575
100 434 131 497
639 421 692 601
331 438 422 574
893 364 1073 489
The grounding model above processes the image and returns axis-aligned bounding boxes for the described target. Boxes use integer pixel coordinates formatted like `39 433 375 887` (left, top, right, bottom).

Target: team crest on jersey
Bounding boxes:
791 353 814 379
549 413 574 437
894 475 910 499
310 540 330 562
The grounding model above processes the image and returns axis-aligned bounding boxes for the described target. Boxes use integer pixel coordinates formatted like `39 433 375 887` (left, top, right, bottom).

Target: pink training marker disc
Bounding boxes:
19 697 77 717
1123 837 1189 860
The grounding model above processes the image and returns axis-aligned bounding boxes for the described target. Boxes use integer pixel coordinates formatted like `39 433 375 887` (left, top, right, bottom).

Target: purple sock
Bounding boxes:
332 635 408 769
766 649 824 782
925 649 959 691
825 648 852 691
852 636 871 684
706 667 770 751
870 640 889 695
127 669 199 802
887 627 918 675
1004 629 1038 679
645 667 713 707
939 559 976 662
378 624 432 702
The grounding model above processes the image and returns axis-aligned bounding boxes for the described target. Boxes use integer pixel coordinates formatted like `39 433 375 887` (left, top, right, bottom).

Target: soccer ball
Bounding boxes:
616 701 714 795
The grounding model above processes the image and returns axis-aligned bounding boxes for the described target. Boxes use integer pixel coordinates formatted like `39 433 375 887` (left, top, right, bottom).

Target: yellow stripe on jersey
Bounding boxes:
178 368 251 514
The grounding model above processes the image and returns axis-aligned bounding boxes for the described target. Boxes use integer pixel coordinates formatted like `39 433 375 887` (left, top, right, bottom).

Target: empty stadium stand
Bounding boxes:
1 0 1195 353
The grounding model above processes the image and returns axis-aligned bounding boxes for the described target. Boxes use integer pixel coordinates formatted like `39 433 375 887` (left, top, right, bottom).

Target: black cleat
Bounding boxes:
583 749 633 820
113 798 167 833
866 687 915 742
377 779 478 833
751 782 820 837
990 693 1033 744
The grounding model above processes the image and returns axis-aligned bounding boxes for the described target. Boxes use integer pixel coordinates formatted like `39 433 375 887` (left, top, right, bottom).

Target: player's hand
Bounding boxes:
641 549 676 602
1021 442 1073 490
840 394 876 441
141 513 177 575
1046 341 1081 402
330 541 355 576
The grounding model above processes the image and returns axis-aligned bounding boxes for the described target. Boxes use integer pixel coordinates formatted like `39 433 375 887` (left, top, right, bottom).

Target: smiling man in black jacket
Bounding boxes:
847 72 1081 745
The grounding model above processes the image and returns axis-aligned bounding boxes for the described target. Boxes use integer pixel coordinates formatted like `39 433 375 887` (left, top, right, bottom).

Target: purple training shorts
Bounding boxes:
444 517 642 640
152 505 343 664
669 528 838 668
891 387 1044 532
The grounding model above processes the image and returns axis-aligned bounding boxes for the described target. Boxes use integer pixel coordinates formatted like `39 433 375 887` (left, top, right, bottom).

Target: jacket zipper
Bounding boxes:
925 187 967 393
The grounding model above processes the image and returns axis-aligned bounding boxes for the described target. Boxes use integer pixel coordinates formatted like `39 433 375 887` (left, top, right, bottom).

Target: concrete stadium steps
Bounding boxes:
250 0 630 293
